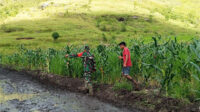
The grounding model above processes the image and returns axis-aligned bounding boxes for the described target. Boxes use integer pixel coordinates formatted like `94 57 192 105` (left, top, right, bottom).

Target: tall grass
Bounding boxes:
0 37 200 101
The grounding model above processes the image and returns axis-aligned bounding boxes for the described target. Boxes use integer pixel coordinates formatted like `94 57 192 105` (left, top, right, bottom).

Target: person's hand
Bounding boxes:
123 63 127 67
65 54 69 58
118 56 123 59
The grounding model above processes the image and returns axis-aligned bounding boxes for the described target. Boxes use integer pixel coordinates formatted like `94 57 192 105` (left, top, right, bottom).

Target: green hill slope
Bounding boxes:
0 0 199 53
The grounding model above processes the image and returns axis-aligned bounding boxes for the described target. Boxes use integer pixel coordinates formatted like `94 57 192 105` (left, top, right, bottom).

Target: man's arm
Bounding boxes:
66 52 84 58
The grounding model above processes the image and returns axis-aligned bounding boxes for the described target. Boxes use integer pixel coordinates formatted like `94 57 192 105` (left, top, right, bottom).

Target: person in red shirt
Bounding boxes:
118 42 139 90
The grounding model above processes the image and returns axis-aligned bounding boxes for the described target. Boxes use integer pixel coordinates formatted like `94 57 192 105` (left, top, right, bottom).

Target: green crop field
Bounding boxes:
0 37 200 102
0 0 200 103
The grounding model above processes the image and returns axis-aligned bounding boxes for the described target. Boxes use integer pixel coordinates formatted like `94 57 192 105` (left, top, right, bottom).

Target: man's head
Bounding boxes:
119 42 126 49
85 45 90 51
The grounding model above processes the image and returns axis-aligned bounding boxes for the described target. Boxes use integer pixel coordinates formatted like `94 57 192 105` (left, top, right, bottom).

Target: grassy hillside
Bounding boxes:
0 0 200 53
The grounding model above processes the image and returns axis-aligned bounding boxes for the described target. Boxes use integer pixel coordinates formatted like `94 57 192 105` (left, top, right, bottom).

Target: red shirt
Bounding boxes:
123 47 132 67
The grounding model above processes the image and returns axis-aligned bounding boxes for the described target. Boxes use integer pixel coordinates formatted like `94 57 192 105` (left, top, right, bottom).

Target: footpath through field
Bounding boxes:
0 68 136 112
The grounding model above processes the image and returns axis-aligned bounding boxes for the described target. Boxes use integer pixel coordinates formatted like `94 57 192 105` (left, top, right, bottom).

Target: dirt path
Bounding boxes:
0 68 136 112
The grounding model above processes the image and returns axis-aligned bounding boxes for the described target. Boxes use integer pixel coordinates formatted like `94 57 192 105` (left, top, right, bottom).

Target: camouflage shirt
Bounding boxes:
69 50 96 73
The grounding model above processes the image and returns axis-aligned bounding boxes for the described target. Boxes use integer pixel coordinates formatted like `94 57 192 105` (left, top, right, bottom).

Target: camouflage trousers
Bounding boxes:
84 72 92 87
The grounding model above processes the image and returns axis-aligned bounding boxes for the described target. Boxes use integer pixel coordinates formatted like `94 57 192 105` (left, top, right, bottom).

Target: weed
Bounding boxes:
113 81 133 91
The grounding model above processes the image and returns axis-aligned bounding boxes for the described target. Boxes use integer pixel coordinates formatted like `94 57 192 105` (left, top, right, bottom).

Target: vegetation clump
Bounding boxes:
52 32 60 41
113 81 133 91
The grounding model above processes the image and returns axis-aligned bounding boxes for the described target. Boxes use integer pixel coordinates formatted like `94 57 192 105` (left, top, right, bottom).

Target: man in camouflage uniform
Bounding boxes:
65 46 96 95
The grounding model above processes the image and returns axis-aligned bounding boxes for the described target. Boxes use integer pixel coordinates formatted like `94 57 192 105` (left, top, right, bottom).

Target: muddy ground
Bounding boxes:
0 66 199 112
0 68 134 112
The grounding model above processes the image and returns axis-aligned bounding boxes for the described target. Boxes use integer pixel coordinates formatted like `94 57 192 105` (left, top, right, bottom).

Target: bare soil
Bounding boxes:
16 37 35 40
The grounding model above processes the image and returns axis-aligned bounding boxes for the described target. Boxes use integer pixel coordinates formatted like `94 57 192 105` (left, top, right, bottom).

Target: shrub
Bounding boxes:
100 25 106 31
52 32 60 41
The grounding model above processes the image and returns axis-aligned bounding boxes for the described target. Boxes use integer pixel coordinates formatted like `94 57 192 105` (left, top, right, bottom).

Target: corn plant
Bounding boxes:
0 37 200 101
